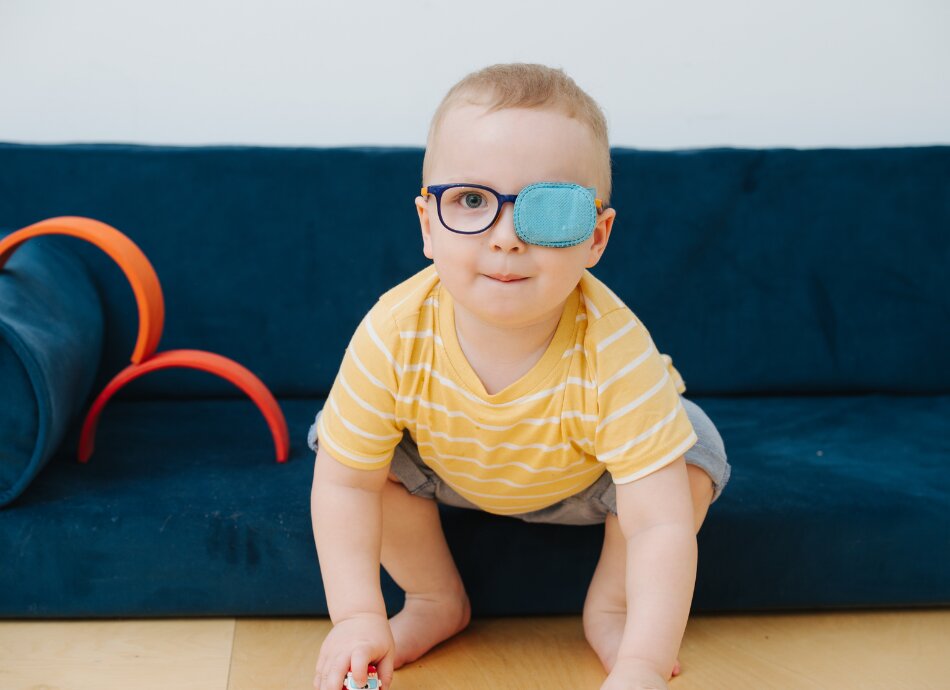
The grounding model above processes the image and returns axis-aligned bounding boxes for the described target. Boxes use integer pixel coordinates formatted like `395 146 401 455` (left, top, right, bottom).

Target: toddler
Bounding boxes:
308 63 731 690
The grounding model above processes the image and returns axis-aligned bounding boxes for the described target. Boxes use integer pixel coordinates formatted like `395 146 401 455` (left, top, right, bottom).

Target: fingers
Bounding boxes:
378 648 395 689
313 655 328 690
350 647 372 686
316 651 381 690
313 652 349 690
329 653 352 689
312 617 393 689
313 648 330 689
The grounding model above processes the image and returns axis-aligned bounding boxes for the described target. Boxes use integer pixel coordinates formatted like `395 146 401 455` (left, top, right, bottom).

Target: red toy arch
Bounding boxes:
0 216 164 364
79 349 290 463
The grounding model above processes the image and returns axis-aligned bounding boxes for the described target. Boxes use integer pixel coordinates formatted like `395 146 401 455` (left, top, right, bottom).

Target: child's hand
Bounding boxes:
599 657 669 690
313 612 395 689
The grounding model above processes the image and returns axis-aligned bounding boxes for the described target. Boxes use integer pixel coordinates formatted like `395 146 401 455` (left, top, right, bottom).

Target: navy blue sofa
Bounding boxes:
1 143 948 618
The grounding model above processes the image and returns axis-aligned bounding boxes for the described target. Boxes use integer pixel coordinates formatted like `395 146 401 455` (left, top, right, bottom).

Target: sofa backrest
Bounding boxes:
1 143 947 397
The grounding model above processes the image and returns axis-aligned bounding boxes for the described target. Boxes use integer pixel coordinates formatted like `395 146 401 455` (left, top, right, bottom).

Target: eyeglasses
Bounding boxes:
421 182 609 247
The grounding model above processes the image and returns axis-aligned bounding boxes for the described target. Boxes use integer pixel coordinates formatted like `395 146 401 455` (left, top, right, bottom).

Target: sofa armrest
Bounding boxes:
0 232 104 507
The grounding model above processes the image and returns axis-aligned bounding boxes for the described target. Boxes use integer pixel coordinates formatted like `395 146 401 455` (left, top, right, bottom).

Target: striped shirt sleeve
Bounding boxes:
591 308 698 484
316 300 404 471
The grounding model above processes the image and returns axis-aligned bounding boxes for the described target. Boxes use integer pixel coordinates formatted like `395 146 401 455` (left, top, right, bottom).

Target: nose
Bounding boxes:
488 201 525 253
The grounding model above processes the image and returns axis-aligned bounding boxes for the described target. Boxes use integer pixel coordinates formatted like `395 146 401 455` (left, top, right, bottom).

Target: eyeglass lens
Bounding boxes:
438 186 500 233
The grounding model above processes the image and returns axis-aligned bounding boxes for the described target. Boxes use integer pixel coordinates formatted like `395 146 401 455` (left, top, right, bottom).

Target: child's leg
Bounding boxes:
582 464 714 676
581 396 729 675
380 474 472 669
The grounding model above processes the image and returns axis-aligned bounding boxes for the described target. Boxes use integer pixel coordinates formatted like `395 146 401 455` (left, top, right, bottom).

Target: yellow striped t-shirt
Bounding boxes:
316 264 697 516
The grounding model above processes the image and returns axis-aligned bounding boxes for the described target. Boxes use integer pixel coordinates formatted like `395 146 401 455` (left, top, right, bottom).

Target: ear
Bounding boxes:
416 195 434 260
585 207 616 268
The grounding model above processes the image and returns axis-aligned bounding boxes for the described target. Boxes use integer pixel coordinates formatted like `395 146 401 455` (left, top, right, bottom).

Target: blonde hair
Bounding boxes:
422 63 612 205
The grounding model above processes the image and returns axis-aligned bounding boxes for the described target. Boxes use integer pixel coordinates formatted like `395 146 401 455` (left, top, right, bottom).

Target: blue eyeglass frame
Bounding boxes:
421 182 609 235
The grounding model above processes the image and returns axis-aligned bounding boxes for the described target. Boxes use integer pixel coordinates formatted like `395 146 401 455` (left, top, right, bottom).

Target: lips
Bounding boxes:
486 273 527 282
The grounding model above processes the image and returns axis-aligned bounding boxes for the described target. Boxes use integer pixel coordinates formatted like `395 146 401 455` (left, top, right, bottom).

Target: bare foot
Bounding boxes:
389 589 471 669
584 607 682 678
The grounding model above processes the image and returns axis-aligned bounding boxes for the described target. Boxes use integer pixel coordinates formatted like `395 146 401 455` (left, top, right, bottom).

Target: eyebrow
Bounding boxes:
441 176 499 187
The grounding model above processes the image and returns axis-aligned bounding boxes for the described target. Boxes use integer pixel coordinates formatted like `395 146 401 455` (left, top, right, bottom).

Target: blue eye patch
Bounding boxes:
513 182 599 247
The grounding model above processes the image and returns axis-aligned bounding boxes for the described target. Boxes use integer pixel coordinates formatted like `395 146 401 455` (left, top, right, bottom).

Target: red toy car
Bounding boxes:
342 664 381 689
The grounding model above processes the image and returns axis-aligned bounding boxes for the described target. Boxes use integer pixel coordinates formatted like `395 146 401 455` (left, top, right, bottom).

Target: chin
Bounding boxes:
473 302 537 328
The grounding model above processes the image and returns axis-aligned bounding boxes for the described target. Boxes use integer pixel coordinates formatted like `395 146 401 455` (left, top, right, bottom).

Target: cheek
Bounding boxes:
435 234 478 266
535 250 588 286
431 238 481 287
533 263 587 306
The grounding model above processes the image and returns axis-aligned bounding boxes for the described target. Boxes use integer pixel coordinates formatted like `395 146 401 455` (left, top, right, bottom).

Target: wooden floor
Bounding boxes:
1 609 948 689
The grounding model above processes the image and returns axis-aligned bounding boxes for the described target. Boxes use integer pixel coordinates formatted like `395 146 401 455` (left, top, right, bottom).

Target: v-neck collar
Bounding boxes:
437 282 580 404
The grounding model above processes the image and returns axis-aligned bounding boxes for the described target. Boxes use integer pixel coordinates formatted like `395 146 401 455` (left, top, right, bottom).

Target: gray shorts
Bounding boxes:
308 396 731 526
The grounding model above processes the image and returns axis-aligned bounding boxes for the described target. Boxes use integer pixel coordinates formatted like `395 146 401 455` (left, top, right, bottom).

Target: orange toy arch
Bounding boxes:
78 349 290 464
0 216 164 364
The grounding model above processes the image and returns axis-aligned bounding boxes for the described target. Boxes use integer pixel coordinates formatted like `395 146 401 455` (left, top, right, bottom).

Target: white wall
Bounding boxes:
1 0 947 149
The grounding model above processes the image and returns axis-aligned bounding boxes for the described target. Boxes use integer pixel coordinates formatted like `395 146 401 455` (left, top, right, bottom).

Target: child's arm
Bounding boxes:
610 455 698 683
310 444 395 690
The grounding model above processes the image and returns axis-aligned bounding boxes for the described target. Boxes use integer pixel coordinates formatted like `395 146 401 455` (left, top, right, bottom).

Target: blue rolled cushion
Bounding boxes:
0 232 104 507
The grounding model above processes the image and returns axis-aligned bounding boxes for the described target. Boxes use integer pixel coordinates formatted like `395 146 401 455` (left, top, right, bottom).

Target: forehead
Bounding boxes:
430 103 599 192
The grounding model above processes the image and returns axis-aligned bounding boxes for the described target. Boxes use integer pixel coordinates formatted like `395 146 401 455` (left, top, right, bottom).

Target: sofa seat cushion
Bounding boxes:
0 395 946 617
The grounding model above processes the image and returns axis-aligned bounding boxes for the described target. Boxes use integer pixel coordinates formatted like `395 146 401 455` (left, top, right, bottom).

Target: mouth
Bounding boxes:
485 273 528 283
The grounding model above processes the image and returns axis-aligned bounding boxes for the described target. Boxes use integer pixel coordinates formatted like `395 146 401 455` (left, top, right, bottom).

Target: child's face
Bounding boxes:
416 103 616 331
